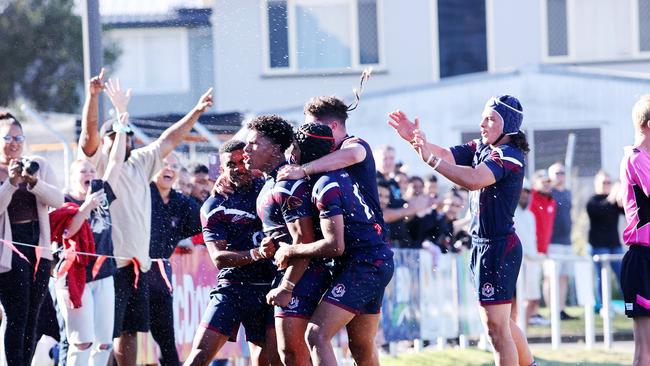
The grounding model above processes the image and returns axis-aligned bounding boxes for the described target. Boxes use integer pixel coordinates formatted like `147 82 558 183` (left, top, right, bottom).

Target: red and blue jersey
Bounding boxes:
257 163 331 297
200 178 275 283
450 140 525 240
256 163 313 243
312 169 392 263
337 136 386 237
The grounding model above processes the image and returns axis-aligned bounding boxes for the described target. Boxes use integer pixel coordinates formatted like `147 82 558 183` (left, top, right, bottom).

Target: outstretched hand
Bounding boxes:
88 68 106 96
388 110 420 143
195 87 214 113
105 78 132 115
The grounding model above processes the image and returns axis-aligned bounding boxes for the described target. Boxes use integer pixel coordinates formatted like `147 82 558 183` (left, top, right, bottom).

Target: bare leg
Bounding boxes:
346 313 381 366
306 302 354 366
264 327 283 366
478 303 518 366
510 319 534 366
276 317 311 366
633 317 650 366
113 332 137 366
183 326 229 366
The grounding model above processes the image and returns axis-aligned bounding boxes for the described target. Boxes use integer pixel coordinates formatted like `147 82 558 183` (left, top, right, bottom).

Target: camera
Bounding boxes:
16 158 40 176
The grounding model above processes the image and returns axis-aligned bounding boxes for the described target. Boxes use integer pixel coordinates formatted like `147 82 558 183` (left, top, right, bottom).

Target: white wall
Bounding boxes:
489 0 543 71
212 0 435 113
263 68 645 181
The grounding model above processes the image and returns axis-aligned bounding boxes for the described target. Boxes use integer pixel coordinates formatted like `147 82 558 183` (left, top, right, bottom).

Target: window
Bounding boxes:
107 28 190 94
546 0 568 57
437 0 487 78
639 0 650 52
533 128 601 176
264 0 380 73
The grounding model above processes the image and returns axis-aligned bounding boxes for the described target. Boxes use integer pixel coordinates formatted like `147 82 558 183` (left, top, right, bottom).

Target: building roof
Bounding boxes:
103 8 211 28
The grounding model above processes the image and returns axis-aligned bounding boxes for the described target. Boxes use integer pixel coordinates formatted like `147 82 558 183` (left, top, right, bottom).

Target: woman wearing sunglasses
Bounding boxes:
0 111 63 365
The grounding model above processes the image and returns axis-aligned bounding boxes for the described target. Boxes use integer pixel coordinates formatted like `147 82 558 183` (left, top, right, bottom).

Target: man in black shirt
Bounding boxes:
586 170 624 313
147 153 202 365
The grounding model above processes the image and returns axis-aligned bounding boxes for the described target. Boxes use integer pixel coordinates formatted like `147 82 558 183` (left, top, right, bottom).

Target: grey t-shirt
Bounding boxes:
551 188 572 245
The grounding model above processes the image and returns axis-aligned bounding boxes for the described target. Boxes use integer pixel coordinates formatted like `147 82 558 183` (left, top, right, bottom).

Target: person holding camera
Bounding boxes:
0 112 64 365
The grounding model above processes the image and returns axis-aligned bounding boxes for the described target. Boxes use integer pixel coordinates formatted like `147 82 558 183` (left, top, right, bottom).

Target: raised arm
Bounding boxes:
102 112 128 187
411 129 496 191
64 190 106 238
387 110 455 164
158 88 213 158
80 68 107 157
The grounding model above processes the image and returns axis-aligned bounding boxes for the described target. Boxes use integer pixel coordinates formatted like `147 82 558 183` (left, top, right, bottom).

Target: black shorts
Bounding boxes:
469 234 522 306
621 245 650 318
113 264 151 337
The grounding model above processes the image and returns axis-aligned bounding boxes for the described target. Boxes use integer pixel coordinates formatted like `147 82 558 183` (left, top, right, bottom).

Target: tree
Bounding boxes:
0 0 118 113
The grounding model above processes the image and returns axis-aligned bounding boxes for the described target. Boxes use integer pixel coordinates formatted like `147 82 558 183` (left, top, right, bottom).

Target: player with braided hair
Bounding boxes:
275 123 393 366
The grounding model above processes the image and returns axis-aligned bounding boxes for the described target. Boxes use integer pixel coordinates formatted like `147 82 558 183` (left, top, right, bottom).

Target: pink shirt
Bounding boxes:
620 146 650 246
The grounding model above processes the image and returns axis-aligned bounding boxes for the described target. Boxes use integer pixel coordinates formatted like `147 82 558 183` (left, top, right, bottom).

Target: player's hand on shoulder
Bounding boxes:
277 164 305 182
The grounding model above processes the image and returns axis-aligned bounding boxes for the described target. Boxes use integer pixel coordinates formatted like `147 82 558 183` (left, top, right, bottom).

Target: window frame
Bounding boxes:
541 0 650 62
430 0 492 80
261 0 385 76
107 27 190 95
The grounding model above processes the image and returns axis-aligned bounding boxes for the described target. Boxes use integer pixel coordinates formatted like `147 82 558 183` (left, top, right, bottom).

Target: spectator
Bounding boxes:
147 153 201 365
424 174 438 197
405 175 425 199
0 112 64 365
173 166 193 196
77 68 212 366
393 171 409 198
530 169 555 325
546 162 577 320
514 179 547 327
417 191 464 254
374 146 430 248
587 170 624 314
188 163 211 204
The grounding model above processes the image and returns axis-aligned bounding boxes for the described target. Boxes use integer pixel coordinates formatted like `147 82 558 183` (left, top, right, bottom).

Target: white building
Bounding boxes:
211 0 650 178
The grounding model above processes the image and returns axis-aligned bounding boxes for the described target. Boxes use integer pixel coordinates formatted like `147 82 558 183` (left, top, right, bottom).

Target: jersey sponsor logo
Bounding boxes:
287 296 299 310
331 283 346 298
285 195 303 211
481 282 495 298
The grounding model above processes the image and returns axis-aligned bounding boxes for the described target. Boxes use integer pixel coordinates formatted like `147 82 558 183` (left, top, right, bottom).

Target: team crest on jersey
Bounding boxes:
287 297 299 309
481 283 495 298
285 195 303 211
331 284 346 298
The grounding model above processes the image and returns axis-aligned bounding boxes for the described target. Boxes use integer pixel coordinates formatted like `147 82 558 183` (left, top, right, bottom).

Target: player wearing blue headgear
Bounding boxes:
388 95 536 366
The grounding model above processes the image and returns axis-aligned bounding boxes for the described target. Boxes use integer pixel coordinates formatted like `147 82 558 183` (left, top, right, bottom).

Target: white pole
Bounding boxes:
548 259 561 349
601 262 613 349
584 259 595 350
516 267 527 335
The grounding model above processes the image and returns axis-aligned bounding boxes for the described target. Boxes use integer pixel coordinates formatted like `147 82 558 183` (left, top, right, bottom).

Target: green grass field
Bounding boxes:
379 306 634 366
380 347 634 366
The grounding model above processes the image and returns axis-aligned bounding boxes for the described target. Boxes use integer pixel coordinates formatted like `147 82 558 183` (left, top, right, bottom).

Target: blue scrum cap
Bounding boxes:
485 95 523 135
